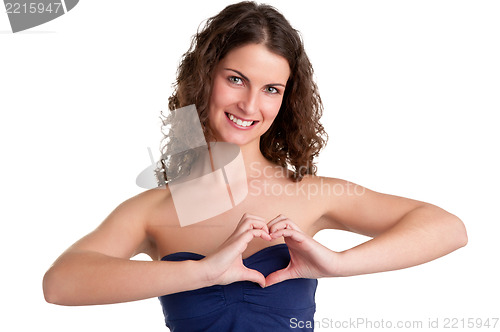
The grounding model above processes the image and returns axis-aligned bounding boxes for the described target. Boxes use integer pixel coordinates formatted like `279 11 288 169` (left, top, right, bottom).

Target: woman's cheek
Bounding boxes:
263 98 283 120
212 80 237 106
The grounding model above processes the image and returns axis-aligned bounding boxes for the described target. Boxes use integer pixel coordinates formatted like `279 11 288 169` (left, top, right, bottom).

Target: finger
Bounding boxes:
239 229 272 247
267 214 300 230
270 228 306 243
265 267 293 287
266 214 289 229
233 214 269 236
268 218 302 234
246 221 270 234
241 267 266 288
223 229 270 256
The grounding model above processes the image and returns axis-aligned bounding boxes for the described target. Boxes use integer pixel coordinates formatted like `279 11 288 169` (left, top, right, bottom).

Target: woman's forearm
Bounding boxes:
335 204 468 277
43 250 209 306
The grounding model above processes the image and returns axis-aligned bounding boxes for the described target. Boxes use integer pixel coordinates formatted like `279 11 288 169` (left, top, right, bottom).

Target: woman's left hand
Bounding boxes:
265 215 340 287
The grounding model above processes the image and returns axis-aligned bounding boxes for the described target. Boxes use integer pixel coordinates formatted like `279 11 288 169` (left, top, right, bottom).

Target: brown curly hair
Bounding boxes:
157 1 327 184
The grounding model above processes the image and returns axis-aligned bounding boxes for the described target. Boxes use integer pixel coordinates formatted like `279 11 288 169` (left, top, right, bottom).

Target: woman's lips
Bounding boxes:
225 112 258 129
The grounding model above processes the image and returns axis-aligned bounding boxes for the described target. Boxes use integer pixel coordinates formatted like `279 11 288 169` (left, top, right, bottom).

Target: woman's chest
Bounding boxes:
148 185 326 259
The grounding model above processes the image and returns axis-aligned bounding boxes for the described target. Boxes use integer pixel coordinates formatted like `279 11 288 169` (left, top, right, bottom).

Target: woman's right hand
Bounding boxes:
200 213 272 288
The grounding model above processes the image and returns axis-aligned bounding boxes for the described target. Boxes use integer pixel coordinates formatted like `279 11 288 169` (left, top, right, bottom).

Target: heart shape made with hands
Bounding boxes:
258 215 311 287
222 214 335 288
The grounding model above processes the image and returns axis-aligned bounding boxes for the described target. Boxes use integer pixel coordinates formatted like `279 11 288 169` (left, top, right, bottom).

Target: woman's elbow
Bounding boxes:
43 267 71 306
425 204 468 253
448 214 468 250
458 219 468 248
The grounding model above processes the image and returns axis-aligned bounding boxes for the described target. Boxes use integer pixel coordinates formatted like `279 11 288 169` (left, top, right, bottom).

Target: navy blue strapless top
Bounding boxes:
158 243 318 331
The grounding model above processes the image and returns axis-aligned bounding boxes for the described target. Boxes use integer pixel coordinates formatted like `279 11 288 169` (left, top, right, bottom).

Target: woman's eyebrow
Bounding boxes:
224 68 250 82
224 68 286 87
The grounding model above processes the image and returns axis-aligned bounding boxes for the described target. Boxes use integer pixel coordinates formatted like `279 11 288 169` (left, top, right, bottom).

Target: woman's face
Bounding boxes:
208 43 290 147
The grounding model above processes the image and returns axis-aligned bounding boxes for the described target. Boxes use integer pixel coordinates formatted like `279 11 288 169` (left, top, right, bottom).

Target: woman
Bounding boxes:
43 1 467 331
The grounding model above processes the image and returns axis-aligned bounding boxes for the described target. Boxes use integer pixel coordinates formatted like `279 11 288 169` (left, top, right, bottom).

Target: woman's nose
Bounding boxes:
237 90 259 116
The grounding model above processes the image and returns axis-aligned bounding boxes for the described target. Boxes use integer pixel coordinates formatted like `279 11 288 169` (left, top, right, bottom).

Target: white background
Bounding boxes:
1 1 499 331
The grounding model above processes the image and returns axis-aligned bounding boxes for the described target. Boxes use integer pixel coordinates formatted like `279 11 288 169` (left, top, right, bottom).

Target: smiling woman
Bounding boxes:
208 43 290 146
42 1 467 332
163 0 327 184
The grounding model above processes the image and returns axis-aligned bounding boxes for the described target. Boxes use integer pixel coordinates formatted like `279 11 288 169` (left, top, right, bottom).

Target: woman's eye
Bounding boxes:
228 76 243 85
265 86 279 94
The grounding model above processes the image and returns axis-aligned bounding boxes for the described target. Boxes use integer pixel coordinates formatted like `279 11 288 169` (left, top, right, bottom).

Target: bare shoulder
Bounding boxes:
297 175 365 204
299 175 364 192
109 186 173 229
298 175 358 232
141 185 179 226
125 185 173 213
306 175 427 236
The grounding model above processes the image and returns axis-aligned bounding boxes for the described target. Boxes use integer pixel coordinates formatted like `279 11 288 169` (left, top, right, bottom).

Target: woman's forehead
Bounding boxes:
218 44 290 84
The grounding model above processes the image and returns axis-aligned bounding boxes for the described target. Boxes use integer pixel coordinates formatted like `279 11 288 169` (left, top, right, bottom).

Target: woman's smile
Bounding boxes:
208 43 290 146
224 112 258 129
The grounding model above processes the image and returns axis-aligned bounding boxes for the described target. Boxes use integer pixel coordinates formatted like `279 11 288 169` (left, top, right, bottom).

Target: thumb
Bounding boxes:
265 267 293 287
241 267 266 288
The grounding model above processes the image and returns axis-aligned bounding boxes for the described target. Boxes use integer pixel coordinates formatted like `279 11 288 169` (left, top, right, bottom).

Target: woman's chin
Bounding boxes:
214 134 256 147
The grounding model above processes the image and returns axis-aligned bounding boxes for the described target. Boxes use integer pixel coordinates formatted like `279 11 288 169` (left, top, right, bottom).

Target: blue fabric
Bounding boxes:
158 243 318 331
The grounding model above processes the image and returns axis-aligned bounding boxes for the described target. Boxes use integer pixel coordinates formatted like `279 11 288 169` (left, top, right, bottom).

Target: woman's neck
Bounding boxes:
206 139 284 181
238 140 282 179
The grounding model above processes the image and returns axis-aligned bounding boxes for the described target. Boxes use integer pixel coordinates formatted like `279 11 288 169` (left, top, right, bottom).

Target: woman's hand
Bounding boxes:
200 213 272 288
265 215 340 287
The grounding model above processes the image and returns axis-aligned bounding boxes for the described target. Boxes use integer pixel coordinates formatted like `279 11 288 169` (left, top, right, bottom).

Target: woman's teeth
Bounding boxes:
228 113 254 127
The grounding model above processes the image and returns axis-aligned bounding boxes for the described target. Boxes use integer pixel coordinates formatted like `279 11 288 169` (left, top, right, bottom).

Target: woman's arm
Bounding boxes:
263 178 467 286
317 177 468 277
43 249 208 305
42 188 210 306
43 190 272 305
